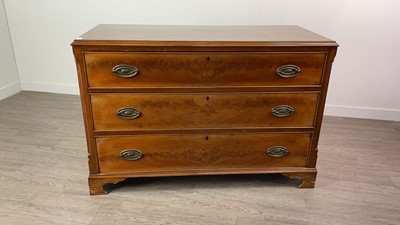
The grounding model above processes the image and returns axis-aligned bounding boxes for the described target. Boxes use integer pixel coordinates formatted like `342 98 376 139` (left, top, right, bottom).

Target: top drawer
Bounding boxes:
84 52 325 88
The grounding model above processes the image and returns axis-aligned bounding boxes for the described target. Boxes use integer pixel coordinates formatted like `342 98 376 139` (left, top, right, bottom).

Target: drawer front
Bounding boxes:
97 133 311 173
85 52 325 88
91 93 318 131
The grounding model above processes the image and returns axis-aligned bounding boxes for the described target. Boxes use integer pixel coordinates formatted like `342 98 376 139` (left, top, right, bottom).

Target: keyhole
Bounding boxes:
205 136 209 140
207 56 211 62
206 96 210 101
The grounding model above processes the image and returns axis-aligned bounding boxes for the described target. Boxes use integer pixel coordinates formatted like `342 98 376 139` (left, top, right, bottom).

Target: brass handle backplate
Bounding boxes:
112 64 139 78
267 146 289 158
120 150 143 161
116 107 141 120
272 105 294 117
276 65 300 78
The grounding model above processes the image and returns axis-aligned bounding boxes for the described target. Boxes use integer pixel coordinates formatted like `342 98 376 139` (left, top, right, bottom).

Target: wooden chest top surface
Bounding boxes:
72 24 337 47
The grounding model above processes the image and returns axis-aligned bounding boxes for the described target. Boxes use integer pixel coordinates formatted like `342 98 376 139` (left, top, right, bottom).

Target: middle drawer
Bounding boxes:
91 93 318 131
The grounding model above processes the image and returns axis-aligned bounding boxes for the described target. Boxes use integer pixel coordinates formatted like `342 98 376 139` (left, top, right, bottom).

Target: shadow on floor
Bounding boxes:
104 174 302 193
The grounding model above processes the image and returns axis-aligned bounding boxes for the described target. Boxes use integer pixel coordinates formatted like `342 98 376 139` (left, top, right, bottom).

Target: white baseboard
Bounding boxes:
0 81 21 100
324 104 400 121
20 81 79 95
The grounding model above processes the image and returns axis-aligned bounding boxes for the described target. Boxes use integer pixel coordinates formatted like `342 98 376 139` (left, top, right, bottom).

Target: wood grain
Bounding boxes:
72 25 337 46
96 133 312 173
85 52 325 88
91 92 319 131
0 92 399 225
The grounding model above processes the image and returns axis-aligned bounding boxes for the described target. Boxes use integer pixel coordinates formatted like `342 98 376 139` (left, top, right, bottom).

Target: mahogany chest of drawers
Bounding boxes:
72 25 338 195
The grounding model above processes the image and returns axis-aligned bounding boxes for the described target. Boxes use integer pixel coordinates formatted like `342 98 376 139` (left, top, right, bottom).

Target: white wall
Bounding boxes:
3 0 400 121
0 0 20 100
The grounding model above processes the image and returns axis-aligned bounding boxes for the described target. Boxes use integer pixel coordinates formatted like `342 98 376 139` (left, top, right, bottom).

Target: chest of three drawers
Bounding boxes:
72 25 337 194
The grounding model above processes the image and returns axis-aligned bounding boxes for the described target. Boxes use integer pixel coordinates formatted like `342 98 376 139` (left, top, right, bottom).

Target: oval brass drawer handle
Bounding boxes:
276 65 300 78
116 107 141 120
112 64 139 78
267 146 289 158
120 150 143 161
272 105 294 117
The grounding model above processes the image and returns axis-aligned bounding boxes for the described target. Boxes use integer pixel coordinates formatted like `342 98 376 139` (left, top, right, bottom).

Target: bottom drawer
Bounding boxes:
96 133 312 173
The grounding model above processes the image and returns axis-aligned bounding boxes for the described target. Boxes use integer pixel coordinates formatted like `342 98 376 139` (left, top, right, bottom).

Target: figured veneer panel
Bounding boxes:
91 92 319 131
96 133 312 173
85 52 325 88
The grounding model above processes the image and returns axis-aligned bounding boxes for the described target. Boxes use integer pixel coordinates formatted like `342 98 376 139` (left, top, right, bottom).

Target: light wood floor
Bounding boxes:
0 91 399 225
